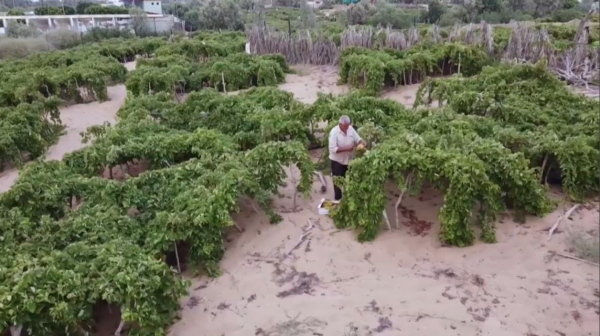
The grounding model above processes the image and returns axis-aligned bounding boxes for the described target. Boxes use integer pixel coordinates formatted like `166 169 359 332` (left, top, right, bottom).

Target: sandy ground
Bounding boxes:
0 64 597 336
170 172 600 336
279 65 425 107
278 65 350 104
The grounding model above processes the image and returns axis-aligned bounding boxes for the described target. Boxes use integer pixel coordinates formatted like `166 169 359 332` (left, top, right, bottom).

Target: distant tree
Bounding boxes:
35 6 75 15
275 0 302 7
424 0 446 23
551 8 584 21
346 1 375 25
183 9 200 30
76 2 95 14
533 0 559 17
300 0 316 29
165 2 191 17
197 0 245 31
560 0 579 9
461 0 483 20
481 0 502 12
438 11 462 25
239 0 256 10
7 9 25 15
506 0 528 12
84 5 129 14
6 21 39 38
370 2 420 28
130 7 150 36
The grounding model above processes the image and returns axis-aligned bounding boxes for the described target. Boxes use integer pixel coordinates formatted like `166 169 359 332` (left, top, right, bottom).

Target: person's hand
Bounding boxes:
339 144 355 152
358 140 366 147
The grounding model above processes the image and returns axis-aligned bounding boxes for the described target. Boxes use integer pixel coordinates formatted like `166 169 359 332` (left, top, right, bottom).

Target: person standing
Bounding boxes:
328 115 365 201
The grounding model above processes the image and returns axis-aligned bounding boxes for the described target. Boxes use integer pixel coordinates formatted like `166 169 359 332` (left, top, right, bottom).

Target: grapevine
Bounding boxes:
338 43 489 94
1 91 313 335
1 30 598 336
415 62 600 200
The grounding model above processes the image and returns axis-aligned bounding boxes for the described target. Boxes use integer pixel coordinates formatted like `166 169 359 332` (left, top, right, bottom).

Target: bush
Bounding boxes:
369 2 421 28
76 2 95 14
34 6 76 15
474 10 534 23
477 10 502 23
5 21 39 38
0 37 48 59
422 0 446 23
197 0 245 31
438 12 463 26
44 28 81 49
347 1 375 25
550 9 585 22
7 9 25 16
276 0 302 7
80 27 135 43
84 5 129 14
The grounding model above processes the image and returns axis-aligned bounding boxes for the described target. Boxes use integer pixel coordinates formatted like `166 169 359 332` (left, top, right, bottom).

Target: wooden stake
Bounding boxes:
394 174 413 229
539 153 548 184
382 209 391 231
114 320 125 336
221 72 227 94
289 166 298 212
315 171 327 193
545 164 552 185
174 242 182 273
547 204 580 241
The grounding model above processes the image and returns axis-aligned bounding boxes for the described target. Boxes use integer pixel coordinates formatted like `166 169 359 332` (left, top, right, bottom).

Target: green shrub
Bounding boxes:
0 37 48 59
438 12 463 26
6 9 25 16
34 6 76 15
550 9 585 22
369 3 422 28
84 4 129 14
5 21 39 38
44 29 81 49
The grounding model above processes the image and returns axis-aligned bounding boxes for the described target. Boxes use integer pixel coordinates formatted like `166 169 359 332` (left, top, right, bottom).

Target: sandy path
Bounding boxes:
170 174 599 336
278 65 350 104
45 85 126 160
279 65 423 107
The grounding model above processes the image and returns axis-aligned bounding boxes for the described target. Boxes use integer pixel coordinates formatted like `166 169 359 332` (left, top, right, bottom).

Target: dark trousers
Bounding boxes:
331 160 348 201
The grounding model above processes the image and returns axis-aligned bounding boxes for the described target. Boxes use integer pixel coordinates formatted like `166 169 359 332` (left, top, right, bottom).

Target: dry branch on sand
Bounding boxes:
286 220 314 257
547 204 581 241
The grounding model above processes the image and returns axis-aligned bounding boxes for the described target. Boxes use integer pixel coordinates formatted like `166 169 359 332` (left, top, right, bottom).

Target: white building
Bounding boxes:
106 0 125 7
143 0 162 14
122 0 162 14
